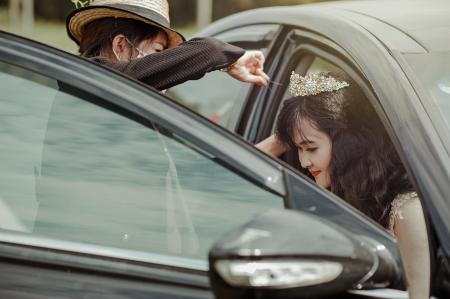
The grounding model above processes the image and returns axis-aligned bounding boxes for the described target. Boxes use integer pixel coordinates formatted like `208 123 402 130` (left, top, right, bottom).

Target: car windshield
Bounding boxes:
403 52 450 132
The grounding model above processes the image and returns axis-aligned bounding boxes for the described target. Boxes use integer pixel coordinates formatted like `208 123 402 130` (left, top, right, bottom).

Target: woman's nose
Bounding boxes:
299 153 312 168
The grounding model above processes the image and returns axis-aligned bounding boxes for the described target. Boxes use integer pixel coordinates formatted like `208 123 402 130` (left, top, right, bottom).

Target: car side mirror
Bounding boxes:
209 209 400 299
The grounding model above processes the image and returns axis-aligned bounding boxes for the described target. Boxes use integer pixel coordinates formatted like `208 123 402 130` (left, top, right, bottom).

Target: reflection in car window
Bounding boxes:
403 52 450 131
167 25 279 131
0 61 282 262
167 68 252 130
306 57 347 75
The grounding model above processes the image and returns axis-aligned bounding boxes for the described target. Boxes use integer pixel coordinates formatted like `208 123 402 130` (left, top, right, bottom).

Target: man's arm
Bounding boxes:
91 37 246 90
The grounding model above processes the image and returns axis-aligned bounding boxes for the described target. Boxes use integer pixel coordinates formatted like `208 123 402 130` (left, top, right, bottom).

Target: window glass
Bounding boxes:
306 57 347 75
403 52 450 132
167 70 251 130
0 61 282 262
167 25 279 131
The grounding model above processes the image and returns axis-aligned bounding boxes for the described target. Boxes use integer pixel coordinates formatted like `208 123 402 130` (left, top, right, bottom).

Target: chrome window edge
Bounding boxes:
0 231 208 271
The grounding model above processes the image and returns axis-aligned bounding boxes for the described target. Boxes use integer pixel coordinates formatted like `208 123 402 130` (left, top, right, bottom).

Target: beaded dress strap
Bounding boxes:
388 191 418 234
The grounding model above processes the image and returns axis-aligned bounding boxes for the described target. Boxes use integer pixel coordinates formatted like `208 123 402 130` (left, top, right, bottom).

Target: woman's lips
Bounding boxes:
310 170 321 177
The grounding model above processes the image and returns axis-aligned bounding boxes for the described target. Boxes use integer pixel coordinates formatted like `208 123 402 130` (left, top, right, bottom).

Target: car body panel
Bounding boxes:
1 258 213 299
325 0 450 52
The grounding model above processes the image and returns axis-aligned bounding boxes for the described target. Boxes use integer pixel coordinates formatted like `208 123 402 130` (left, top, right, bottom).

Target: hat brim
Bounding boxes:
67 5 185 49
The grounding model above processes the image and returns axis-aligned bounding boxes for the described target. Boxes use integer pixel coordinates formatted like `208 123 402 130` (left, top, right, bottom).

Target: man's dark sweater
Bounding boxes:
89 37 245 90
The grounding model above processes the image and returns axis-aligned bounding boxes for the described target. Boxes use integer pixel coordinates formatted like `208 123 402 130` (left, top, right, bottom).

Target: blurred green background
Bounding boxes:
0 0 333 53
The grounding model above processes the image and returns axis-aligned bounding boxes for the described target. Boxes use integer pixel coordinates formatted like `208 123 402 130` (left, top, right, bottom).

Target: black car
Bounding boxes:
0 0 448 299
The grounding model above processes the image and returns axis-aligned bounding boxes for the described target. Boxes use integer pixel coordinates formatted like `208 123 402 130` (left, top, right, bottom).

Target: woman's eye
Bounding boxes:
306 148 317 152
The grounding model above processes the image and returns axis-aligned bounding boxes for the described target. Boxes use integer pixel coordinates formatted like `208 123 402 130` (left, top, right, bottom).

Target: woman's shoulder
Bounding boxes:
388 191 420 234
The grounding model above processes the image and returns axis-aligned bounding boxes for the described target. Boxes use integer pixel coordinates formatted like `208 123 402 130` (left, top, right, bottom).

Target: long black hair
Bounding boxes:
276 72 413 227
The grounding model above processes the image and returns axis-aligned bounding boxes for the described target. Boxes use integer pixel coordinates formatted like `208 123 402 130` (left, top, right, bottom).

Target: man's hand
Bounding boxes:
227 50 270 86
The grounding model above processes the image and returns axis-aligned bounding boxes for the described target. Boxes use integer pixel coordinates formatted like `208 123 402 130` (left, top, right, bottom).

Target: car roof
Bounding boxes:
322 0 450 52
201 0 450 53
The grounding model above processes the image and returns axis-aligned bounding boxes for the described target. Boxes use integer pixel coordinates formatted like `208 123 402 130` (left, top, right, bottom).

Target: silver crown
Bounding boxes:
289 72 350 119
289 71 349 97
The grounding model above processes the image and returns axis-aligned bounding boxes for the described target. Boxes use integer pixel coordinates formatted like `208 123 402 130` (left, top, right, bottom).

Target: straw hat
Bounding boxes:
67 0 185 48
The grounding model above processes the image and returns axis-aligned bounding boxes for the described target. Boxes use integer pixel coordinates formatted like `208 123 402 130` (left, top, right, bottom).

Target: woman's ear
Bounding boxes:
111 34 131 62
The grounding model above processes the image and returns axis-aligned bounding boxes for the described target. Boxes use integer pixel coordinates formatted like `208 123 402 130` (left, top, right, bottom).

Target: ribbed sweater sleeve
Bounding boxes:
89 37 245 90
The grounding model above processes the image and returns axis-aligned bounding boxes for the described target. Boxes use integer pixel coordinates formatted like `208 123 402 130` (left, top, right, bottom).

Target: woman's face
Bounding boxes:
293 118 332 188
135 30 169 57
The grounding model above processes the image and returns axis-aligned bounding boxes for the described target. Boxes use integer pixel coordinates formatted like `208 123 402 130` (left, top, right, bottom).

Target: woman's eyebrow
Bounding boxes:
298 140 315 146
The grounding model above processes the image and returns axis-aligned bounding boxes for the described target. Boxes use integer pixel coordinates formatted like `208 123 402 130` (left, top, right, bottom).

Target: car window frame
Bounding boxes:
230 25 291 140
213 24 281 132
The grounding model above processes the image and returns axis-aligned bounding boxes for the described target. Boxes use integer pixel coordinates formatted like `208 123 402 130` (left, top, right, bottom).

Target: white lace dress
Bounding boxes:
387 191 419 235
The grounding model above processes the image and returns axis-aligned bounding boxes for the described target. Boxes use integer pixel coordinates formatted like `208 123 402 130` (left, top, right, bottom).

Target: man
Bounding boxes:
66 0 270 90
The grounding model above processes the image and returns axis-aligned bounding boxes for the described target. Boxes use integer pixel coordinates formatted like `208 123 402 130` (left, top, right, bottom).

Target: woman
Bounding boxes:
66 0 269 91
257 71 430 299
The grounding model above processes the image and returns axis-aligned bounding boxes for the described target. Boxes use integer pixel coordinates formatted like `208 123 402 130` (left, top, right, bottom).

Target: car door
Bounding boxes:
0 31 405 298
0 31 285 299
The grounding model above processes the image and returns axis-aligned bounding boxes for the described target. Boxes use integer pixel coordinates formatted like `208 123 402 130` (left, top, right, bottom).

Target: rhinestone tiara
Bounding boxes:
289 71 349 97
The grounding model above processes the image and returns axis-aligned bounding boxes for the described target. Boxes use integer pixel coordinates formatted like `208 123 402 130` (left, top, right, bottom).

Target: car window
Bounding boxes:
0 60 283 263
403 52 450 133
167 25 279 131
306 57 347 75
167 67 250 130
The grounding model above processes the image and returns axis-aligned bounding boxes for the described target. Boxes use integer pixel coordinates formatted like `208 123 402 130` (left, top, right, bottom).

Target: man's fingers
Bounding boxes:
252 51 265 63
253 53 265 69
228 51 269 86
247 74 268 86
239 50 265 68
256 68 270 82
229 69 269 86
